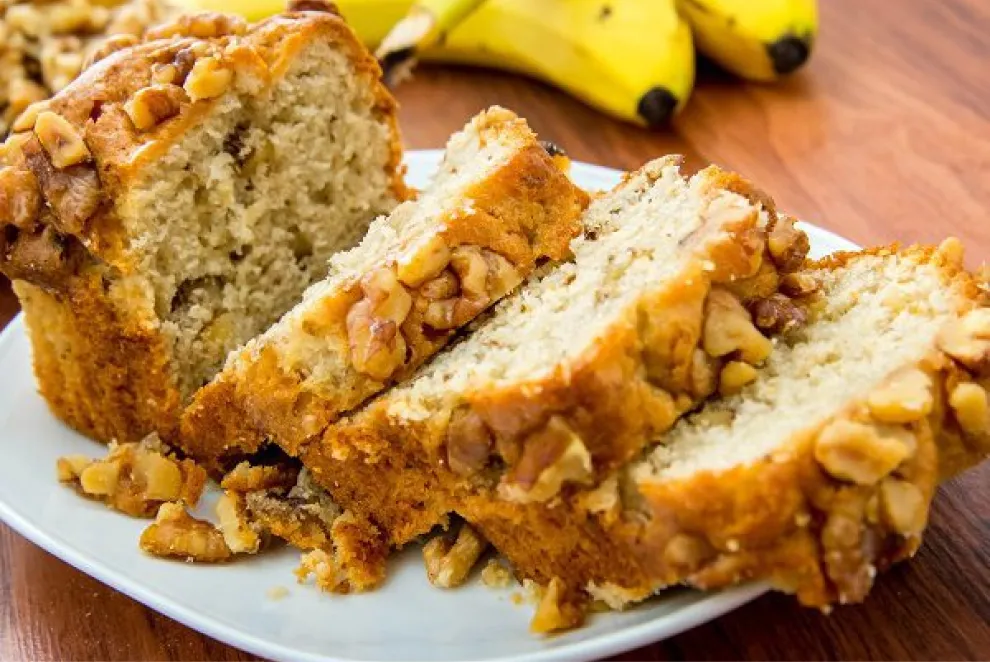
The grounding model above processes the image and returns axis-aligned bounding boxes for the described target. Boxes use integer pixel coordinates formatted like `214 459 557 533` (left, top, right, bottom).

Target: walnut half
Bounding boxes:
139 503 232 563
423 522 488 588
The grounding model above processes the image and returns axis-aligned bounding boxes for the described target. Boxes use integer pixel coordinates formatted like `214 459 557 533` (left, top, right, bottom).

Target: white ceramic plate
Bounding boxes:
0 151 859 662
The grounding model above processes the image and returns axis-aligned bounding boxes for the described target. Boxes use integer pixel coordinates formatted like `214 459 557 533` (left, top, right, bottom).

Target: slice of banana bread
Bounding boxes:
462 243 990 621
0 8 406 446
180 106 589 470
296 157 811 544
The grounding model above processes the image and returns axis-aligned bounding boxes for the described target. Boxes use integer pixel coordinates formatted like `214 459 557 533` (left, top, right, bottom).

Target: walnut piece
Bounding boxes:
779 272 820 298
124 84 184 131
139 503 232 562
347 268 414 379
718 360 758 396
396 234 450 287
183 56 232 102
530 578 585 634
481 559 513 588
814 419 913 485
501 417 594 503
450 245 489 302
937 309 990 375
879 478 926 536
750 293 808 334
446 407 494 476
216 491 261 554
220 461 298 492
948 382 989 435
294 511 387 593
767 215 810 272
57 439 207 518
34 111 90 168
0 167 41 231
287 0 340 12
423 522 488 588
145 12 248 40
703 288 773 364
866 368 934 424
419 270 459 300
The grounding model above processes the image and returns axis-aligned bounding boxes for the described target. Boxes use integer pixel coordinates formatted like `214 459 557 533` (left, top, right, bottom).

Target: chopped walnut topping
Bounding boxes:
502 417 594 503
419 269 459 300
879 478 926 536
139 503 232 562
396 234 450 287
347 268 413 380
183 56 232 102
34 111 90 168
866 368 934 424
216 491 261 554
779 272 820 298
937 309 990 375
124 84 185 131
767 215 810 272
750 293 808 334
718 360 758 395
530 578 585 634
814 420 913 485
446 406 494 476
450 245 489 303
703 288 773 364
145 12 247 41
57 438 207 517
948 382 989 435
12 101 51 133
423 522 488 588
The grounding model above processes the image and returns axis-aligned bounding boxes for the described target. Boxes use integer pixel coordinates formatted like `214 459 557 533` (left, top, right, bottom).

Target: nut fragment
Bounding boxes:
719 361 758 396
396 234 450 287
423 522 488 588
767 216 810 272
0 167 41 231
936 309 990 374
750 293 808 334
216 491 261 554
151 63 179 85
446 407 493 476
287 0 341 12
146 12 248 40
814 419 913 485
703 288 773 364
779 272 820 298
14 101 53 133
362 267 413 323
936 236 965 268
879 478 927 536
294 511 387 593
866 368 934 424
450 245 489 302
949 382 989 435
139 503 232 562
124 84 185 131
502 417 594 503
483 250 523 298
183 56 232 102
56 454 92 482
347 268 414 379
419 270 459 300
530 578 585 634
220 461 298 492
34 111 90 169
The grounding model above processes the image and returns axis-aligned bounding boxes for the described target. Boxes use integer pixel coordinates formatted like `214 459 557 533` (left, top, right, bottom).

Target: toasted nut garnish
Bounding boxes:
419 270 459 300
689 348 718 399
719 361 758 395
936 309 990 374
362 267 413 323
750 293 808 334
0 133 33 165
0 167 41 231
767 216 810 272
483 250 523 297
450 245 489 302
936 237 965 268
423 298 458 330
779 272 820 298
124 84 185 131
346 299 406 380
146 12 248 40
502 417 593 503
949 382 989 435
423 523 488 588
703 288 773 364
446 407 493 476
140 503 232 562
216 491 261 554
57 440 207 518
396 235 450 287
814 420 913 485
220 461 298 492
12 101 47 134
879 478 926 536
530 578 584 634
34 111 90 169
866 368 934 424
84 34 140 70
151 63 180 85
183 56 232 102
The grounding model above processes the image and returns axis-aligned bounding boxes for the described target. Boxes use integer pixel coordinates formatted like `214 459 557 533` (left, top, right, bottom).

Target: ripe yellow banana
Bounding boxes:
676 0 817 82
170 0 695 127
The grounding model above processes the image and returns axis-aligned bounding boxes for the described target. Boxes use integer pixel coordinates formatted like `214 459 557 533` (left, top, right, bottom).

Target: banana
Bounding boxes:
676 0 817 82
425 0 695 127
169 0 695 127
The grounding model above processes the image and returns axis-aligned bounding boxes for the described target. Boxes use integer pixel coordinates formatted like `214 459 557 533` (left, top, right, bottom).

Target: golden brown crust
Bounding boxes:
2 11 405 447
180 115 589 472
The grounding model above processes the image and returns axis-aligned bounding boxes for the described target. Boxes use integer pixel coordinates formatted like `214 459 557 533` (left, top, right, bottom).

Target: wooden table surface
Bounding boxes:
2 0 989 659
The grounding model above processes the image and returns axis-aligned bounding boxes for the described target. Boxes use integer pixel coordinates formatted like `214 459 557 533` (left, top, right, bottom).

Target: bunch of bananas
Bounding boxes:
176 0 818 128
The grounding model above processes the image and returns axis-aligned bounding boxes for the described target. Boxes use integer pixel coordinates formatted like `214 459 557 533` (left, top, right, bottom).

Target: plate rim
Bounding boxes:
0 151 860 662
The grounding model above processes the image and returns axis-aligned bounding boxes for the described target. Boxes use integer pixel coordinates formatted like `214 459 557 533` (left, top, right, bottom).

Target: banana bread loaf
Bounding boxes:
293 157 811 544
0 7 406 446
180 106 589 470
461 243 990 623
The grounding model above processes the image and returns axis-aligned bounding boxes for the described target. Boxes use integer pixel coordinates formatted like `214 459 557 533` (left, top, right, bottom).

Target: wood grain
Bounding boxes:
2 0 989 658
